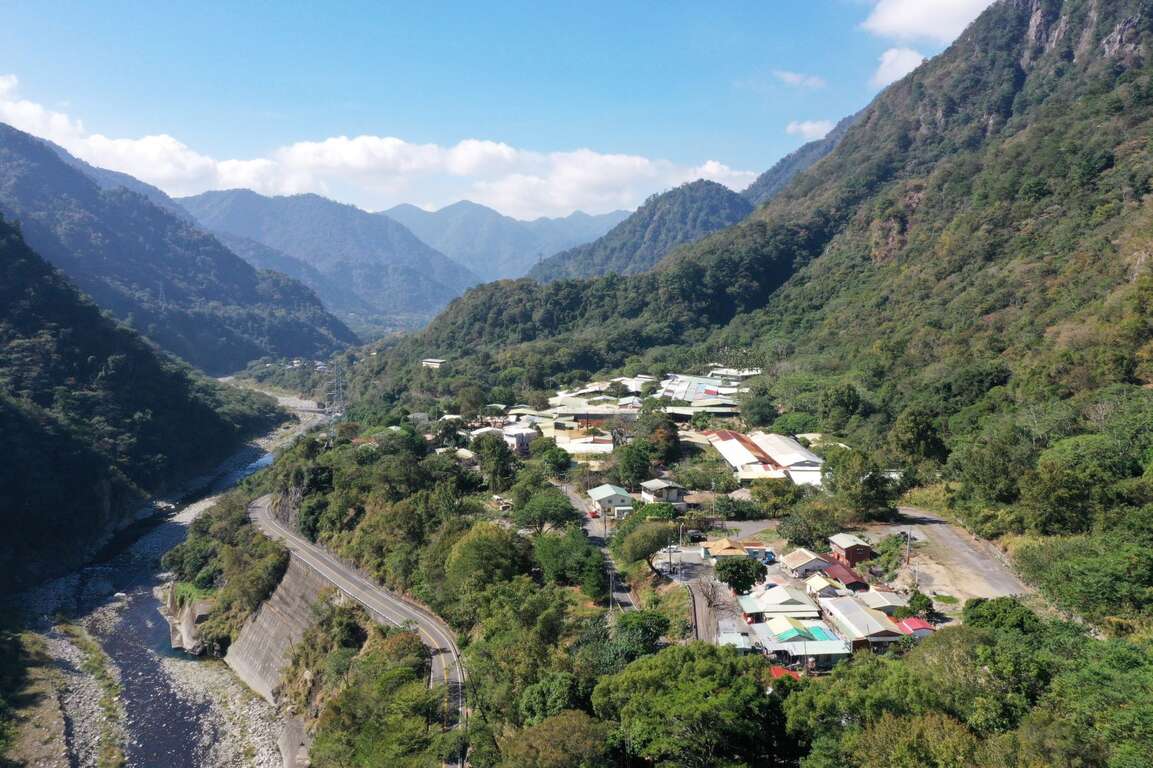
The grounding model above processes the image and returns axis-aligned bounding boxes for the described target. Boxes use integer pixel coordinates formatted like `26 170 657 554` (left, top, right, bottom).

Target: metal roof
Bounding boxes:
588 484 630 501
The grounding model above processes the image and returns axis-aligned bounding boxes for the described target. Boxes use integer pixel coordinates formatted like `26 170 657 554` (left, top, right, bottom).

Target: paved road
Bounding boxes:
558 482 635 611
249 495 467 762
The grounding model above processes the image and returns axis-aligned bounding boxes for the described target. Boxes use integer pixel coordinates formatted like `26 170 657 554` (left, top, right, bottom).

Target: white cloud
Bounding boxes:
0 75 756 219
863 0 997 45
772 70 827 89
786 120 835 142
871 47 927 88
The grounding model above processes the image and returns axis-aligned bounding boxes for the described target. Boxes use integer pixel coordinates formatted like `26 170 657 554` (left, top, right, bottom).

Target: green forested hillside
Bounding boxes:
0 124 358 375
0 216 284 590
528 179 754 281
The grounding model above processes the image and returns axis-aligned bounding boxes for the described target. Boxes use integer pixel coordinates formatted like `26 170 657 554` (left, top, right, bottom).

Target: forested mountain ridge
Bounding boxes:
179 189 481 330
0 124 358 374
741 111 861 207
0 216 284 590
382 200 628 281
528 179 755 282
353 0 1153 453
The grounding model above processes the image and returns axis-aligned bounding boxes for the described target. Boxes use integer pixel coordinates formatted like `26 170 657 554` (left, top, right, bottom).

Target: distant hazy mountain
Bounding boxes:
179 190 480 327
741 112 862 207
0 123 358 374
382 200 629 281
529 180 754 282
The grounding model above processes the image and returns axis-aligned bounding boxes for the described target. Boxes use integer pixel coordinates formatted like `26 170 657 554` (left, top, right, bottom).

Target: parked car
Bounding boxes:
588 509 600 518
762 550 777 565
686 529 706 543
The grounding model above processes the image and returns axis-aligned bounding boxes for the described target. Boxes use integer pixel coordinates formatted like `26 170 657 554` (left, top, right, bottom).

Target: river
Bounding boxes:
6 390 322 768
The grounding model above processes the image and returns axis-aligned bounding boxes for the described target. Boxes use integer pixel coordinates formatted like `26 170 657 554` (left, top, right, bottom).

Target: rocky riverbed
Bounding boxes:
4 388 323 768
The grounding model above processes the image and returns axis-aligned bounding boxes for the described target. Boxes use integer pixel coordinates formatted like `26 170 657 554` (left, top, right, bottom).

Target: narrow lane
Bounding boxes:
559 482 634 611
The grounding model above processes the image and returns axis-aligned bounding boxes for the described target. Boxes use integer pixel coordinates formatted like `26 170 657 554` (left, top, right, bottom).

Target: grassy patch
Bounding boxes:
933 594 959 605
171 581 215 605
637 583 693 641
58 625 124 768
899 484 955 516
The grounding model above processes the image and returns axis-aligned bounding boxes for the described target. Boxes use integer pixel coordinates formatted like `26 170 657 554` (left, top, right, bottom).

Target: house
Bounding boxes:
421 358 446 369
819 596 905 649
738 585 820 622
700 538 750 564
502 424 538 456
750 620 852 671
717 620 753 653
858 589 910 616
823 562 869 592
897 617 935 639
469 426 504 441
829 533 875 567
588 484 633 518
640 478 687 507
804 573 849 599
780 548 831 579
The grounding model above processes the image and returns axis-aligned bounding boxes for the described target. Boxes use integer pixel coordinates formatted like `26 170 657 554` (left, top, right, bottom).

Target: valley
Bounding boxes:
5 1 1153 767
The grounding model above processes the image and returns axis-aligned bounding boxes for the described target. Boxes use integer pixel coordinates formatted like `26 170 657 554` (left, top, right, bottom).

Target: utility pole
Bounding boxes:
325 366 347 422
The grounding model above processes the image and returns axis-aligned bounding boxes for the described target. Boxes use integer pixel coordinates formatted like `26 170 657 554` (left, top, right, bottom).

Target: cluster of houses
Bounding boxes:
585 477 690 519
709 532 934 670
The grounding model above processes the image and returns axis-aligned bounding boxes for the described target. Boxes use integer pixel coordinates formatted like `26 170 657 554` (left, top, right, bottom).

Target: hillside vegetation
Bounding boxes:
0 124 357 375
529 179 755 281
0 217 284 589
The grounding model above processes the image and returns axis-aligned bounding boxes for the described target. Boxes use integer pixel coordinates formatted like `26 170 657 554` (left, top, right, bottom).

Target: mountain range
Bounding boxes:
178 190 483 333
0 124 358 375
741 111 861 207
528 179 755 282
381 200 628 281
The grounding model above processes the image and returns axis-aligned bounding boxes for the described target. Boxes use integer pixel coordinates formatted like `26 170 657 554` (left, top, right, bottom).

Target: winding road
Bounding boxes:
249 495 467 761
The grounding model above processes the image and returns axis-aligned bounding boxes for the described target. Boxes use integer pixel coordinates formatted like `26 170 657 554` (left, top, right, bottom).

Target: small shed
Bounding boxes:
829 533 875 568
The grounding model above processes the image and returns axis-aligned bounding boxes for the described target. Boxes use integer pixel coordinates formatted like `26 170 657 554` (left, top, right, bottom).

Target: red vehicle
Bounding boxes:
588 508 600 518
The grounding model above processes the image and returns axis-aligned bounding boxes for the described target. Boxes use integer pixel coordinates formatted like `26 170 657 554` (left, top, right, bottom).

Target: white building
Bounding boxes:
588 484 633 518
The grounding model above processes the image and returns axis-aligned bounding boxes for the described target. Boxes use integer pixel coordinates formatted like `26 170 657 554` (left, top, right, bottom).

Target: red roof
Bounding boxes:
770 666 802 681
823 562 867 586
898 617 934 634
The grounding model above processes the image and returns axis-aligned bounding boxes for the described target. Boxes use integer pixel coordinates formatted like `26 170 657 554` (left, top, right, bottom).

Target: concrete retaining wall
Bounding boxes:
224 556 329 704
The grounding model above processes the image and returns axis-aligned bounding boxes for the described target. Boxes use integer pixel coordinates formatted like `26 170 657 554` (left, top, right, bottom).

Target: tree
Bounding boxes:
445 523 528 595
614 610 670 659
846 712 979 768
819 383 862 431
778 498 844 548
742 390 778 428
499 710 611 768
751 478 807 517
638 502 678 520
592 644 781 768
518 672 580 726
635 412 681 464
823 447 898 521
616 522 676 575
515 488 578 534
889 405 948 464
715 558 768 594
435 419 464 449
614 440 654 489
474 432 516 492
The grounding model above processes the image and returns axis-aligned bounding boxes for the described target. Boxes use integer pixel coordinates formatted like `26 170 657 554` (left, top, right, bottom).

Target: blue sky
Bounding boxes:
0 1 994 218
